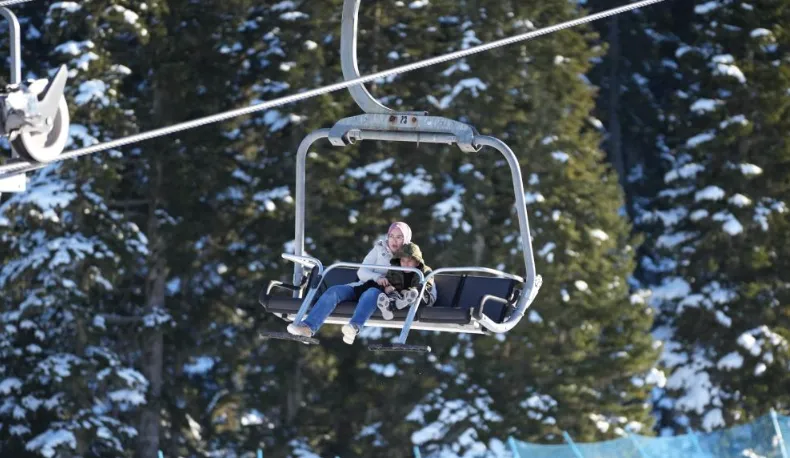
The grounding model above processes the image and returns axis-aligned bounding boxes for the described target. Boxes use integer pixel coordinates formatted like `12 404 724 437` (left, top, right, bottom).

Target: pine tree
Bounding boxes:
228 1 471 456
87 0 293 455
0 2 150 456
3 0 276 456
401 0 663 454
584 0 697 435
645 0 790 434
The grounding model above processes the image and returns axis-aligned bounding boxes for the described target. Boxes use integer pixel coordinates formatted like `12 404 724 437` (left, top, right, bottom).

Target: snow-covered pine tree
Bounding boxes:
228 1 474 456
404 0 663 454
0 2 150 456
645 0 790 434
585 0 697 435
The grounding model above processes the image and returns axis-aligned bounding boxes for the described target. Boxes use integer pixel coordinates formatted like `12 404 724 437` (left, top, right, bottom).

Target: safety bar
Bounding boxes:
427 266 524 283
281 253 324 299
476 296 509 321
282 253 324 273
292 261 426 325
395 266 525 343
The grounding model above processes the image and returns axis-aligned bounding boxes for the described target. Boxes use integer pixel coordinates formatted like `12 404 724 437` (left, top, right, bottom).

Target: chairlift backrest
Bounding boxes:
317 268 516 321
454 275 518 322
322 267 360 287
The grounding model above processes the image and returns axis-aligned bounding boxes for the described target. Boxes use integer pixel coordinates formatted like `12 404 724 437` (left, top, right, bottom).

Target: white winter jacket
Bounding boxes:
350 239 438 304
350 239 393 286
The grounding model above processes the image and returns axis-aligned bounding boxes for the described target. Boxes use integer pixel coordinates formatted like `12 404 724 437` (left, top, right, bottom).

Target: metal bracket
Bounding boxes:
327 113 481 153
0 6 71 192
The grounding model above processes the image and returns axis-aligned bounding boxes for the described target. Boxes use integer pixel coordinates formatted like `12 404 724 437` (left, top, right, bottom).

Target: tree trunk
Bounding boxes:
469 206 487 266
137 158 168 458
285 360 303 425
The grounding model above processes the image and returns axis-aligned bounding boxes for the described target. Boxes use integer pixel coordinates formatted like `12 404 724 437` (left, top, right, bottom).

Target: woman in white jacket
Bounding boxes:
287 222 412 343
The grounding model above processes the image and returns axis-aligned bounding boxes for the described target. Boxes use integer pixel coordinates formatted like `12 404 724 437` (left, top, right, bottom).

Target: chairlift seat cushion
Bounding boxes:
265 297 471 324
264 268 519 326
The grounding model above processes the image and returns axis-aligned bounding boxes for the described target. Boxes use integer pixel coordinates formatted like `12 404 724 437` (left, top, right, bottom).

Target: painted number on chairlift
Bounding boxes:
400 115 408 124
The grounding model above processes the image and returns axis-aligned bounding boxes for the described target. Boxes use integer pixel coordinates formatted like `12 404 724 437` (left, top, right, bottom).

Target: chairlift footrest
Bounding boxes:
260 331 319 345
368 343 431 353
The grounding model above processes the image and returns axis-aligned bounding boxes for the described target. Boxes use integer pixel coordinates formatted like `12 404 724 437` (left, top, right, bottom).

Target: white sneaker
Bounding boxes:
377 293 394 320
287 322 313 337
394 288 420 309
341 323 359 344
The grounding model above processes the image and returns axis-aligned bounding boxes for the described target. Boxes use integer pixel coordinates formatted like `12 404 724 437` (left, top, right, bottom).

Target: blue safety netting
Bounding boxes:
508 412 790 458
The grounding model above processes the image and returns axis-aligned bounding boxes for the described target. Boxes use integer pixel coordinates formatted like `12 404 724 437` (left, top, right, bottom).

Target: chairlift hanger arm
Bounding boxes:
341 0 394 114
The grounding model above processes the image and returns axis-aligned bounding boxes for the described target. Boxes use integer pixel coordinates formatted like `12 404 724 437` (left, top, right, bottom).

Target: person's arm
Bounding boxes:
422 279 436 305
413 268 436 306
356 245 384 283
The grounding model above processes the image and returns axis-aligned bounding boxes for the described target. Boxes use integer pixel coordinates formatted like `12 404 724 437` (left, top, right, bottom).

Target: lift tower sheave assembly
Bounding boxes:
0 6 71 193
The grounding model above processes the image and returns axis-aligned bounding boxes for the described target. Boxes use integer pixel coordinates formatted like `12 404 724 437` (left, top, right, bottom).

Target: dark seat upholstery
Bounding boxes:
454 276 518 322
261 267 520 326
418 274 470 323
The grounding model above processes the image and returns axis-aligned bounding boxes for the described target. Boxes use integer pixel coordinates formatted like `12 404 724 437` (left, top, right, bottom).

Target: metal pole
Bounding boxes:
685 426 705 457
562 431 585 458
472 136 541 333
627 433 649 458
413 445 422 458
771 409 789 458
507 436 522 458
293 129 330 290
0 6 20 84
0 6 25 193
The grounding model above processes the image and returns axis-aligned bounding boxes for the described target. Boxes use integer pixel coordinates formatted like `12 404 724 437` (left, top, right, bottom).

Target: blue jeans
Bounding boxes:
301 284 382 333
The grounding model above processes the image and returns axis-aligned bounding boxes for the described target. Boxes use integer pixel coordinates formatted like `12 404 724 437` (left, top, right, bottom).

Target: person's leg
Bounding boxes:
394 287 420 310
376 292 394 320
288 284 355 336
342 287 381 344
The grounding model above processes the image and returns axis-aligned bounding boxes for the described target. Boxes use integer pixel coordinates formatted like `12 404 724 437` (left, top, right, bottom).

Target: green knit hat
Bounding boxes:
396 242 424 264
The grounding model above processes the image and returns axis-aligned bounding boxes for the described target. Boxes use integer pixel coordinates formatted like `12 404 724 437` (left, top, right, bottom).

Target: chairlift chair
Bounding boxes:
259 0 543 352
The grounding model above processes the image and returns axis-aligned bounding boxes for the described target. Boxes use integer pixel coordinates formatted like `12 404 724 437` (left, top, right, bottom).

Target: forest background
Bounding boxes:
2 0 789 457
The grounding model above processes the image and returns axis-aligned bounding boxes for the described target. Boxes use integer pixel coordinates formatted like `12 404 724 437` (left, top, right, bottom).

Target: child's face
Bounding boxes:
400 256 419 268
